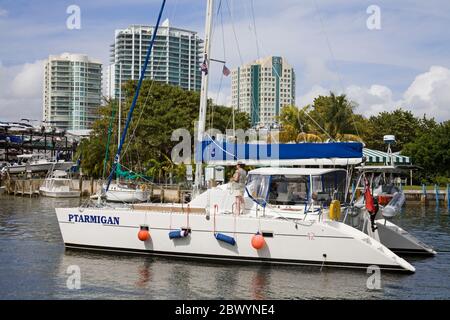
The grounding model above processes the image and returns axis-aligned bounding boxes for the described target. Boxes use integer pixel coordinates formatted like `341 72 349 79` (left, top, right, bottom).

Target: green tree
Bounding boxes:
403 121 450 184
278 93 365 142
77 80 250 181
309 92 361 139
363 109 437 152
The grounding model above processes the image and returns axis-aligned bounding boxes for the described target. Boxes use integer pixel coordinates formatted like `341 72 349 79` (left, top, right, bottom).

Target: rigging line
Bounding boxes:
225 0 243 65
224 0 260 129
209 0 224 131
297 107 307 142
299 106 334 141
212 6 228 131
121 0 180 159
250 0 261 59
311 0 360 138
205 133 236 158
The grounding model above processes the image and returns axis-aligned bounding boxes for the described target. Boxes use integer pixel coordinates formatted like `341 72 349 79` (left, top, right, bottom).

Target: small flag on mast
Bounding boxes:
200 55 208 75
222 65 231 77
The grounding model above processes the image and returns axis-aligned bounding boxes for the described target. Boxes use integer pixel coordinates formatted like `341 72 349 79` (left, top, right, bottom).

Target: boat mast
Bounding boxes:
117 63 122 184
118 63 122 158
194 0 214 194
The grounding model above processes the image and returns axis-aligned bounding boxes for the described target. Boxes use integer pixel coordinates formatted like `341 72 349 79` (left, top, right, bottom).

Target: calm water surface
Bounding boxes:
0 194 449 299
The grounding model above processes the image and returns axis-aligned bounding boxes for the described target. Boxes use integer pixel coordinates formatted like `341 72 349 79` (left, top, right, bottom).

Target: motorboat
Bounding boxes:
2 154 74 174
39 169 80 198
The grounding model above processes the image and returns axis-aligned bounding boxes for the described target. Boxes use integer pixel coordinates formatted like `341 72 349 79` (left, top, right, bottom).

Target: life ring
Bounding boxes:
329 200 341 221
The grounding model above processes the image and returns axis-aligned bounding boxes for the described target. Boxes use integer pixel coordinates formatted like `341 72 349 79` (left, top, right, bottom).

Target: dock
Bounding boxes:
0 176 192 203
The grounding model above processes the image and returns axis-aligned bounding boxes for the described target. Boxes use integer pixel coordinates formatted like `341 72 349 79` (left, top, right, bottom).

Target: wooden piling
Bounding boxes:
435 184 440 207
420 184 427 205
90 177 94 195
447 184 450 211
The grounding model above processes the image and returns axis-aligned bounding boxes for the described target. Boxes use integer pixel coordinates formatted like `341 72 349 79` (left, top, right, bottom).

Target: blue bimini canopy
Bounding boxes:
196 140 363 166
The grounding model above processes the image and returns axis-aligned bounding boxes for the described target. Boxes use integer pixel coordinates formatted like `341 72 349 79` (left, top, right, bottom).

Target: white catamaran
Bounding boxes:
55 0 434 272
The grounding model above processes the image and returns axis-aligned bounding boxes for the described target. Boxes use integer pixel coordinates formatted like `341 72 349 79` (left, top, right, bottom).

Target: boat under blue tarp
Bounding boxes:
0 134 23 144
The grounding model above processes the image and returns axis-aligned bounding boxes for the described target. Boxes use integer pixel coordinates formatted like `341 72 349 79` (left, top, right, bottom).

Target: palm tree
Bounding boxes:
278 93 365 143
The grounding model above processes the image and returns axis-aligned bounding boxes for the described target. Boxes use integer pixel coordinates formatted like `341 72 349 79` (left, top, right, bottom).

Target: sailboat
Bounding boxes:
54 0 433 272
101 63 149 203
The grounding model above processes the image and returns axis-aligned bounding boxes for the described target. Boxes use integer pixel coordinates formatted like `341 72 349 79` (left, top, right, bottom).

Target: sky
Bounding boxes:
1 0 450 123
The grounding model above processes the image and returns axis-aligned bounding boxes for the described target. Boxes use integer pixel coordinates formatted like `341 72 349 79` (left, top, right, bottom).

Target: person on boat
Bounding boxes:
231 162 247 213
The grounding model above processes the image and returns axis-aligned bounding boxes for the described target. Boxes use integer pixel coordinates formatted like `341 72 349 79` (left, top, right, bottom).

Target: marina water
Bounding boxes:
0 194 449 299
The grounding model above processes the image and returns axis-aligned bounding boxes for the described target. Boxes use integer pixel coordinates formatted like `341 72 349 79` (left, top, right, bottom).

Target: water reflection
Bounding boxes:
1 194 450 299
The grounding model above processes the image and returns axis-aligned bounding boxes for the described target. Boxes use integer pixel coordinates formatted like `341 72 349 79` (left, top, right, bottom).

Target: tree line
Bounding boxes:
76 81 449 185
278 93 449 184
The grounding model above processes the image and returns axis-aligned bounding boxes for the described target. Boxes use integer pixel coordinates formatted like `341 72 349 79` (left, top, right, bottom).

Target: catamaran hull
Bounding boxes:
375 219 436 255
55 207 415 272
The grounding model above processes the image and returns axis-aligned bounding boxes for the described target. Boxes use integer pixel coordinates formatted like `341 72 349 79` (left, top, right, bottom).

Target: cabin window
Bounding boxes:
246 174 271 206
266 175 309 205
311 171 347 205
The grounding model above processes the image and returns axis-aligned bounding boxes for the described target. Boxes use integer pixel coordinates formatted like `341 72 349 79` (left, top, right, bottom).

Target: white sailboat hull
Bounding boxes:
55 207 415 272
105 189 148 203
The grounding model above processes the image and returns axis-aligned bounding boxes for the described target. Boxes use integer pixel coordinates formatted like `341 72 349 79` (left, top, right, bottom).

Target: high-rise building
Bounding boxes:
108 19 203 98
43 53 102 130
231 56 296 127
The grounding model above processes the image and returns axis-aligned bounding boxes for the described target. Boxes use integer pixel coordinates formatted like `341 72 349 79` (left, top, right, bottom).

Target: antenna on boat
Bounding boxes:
104 0 167 193
194 0 215 196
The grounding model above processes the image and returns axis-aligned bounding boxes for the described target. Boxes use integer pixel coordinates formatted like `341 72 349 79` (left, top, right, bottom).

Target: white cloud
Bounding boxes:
296 85 329 107
0 60 45 121
0 8 8 17
346 84 398 116
11 60 45 98
402 66 450 120
297 66 450 121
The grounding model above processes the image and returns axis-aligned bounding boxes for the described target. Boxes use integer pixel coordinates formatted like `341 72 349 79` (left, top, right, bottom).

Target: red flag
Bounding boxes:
364 177 376 214
222 65 230 77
